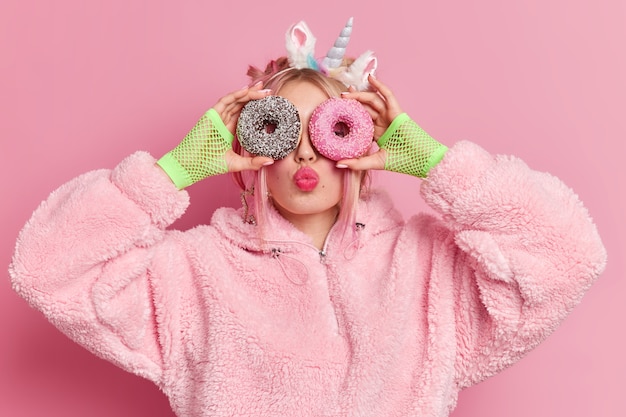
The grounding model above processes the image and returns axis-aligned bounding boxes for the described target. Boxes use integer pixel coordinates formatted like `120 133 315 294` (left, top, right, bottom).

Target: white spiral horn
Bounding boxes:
321 17 353 71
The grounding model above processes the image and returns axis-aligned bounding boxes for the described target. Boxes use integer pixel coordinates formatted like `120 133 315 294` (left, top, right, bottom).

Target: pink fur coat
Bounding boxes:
10 141 606 416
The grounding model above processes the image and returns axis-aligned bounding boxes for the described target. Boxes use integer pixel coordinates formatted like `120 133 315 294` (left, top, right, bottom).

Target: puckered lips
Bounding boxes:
293 166 319 192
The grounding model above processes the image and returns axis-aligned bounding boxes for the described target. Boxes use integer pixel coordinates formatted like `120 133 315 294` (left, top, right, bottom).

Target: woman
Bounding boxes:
10 20 606 417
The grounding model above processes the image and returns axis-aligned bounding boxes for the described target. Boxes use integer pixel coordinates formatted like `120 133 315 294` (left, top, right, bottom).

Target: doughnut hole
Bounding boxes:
264 120 277 134
333 121 350 138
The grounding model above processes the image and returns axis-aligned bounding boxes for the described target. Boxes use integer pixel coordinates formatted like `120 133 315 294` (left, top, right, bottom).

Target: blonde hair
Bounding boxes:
233 61 369 246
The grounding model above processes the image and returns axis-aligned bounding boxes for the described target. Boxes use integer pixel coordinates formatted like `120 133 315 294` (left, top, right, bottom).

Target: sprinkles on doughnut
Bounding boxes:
237 96 301 160
309 98 374 160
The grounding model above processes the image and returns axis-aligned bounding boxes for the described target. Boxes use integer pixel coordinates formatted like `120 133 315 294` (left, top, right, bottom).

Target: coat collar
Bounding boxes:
210 188 404 255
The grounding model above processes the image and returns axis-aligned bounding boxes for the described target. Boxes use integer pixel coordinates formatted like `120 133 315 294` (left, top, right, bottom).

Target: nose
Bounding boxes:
294 129 317 163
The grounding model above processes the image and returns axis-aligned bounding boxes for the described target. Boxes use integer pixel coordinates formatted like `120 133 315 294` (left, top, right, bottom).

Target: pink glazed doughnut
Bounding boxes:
309 98 374 161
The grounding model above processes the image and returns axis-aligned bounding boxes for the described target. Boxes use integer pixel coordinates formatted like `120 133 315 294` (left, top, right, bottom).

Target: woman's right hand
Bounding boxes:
211 83 275 173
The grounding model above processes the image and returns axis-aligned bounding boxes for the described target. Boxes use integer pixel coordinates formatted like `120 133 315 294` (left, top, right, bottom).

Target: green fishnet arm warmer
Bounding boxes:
377 113 448 178
156 109 234 189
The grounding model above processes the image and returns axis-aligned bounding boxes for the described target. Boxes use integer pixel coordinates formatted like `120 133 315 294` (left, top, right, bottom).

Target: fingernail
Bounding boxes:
259 89 272 94
262 160 274 166
368 72 376 79
340 92 349 97
336 164 348 169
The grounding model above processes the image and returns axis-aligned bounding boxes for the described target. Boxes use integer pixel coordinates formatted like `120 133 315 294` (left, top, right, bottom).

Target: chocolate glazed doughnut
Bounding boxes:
236 96 302 160
309 98 374 161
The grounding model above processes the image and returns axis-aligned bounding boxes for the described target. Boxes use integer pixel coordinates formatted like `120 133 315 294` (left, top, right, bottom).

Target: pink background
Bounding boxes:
1 0 624 416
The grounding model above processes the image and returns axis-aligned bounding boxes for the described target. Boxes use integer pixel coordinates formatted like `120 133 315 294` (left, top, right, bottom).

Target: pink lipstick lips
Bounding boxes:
293 167 319 191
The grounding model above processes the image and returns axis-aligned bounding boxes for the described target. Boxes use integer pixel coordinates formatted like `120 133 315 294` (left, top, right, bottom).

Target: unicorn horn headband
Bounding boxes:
322 17 353 71
284 17 377 91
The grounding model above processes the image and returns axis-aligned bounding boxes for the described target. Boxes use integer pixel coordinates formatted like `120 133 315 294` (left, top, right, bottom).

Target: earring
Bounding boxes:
240 186 256 225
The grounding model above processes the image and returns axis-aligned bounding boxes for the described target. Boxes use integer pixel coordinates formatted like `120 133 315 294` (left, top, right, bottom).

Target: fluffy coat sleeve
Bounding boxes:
420 141 607 389
9 151 189 384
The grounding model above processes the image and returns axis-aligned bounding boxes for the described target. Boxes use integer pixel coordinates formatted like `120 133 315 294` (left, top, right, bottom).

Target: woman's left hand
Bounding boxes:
336 74 403 171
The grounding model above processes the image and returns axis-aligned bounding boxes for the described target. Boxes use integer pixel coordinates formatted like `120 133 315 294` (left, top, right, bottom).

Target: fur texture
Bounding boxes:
9 142 606 416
